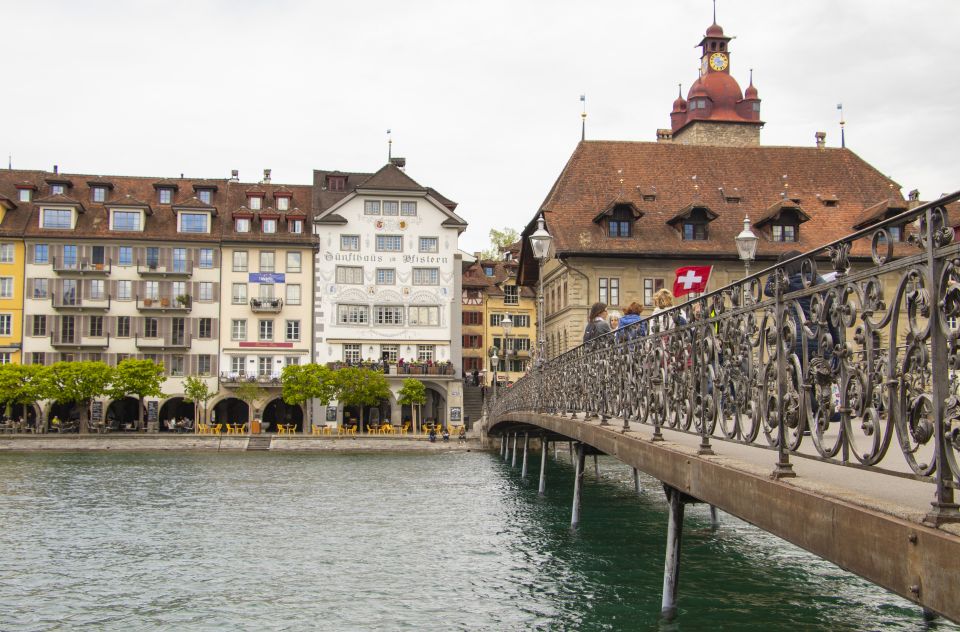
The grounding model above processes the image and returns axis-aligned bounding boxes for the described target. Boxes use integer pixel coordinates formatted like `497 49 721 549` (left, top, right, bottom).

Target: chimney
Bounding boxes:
390 156 406 169
656 128 674 143
53 164 59 174
263 168 272 183
815 131 826 149
908 189 920 202
230 169 239 181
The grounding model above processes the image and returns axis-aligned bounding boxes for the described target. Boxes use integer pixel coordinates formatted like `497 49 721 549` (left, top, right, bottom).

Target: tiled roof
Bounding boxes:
852 199 909 230
357 163 427 192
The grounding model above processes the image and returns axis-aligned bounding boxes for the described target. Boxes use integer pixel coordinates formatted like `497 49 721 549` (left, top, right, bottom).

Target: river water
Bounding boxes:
0 450 953 631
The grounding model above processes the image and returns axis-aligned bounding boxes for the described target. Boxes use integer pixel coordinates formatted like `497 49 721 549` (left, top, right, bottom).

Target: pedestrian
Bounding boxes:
441 428 450 442
618 301 646 336
608 309 622 331
651 289 686 328
458 427 467 444
429 427 437 442
583 302 612 343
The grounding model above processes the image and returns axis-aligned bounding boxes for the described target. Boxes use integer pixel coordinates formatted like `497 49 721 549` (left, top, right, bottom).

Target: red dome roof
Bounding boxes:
692 72 743 110
744 81 759 100
705 22 724 37
672 95 687 111
688 78 709 99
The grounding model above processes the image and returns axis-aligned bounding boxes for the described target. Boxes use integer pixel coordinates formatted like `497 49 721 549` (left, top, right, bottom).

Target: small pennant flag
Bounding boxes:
673 265 712 297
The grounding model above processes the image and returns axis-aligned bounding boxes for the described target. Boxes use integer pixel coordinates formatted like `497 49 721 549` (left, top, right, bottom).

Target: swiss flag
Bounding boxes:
673 265 712 297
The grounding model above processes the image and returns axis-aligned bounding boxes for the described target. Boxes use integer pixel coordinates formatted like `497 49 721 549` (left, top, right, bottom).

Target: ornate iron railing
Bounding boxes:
492 191 960 525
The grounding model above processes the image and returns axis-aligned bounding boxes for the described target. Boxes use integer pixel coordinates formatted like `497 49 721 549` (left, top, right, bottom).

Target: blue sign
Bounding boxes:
249 273 285 284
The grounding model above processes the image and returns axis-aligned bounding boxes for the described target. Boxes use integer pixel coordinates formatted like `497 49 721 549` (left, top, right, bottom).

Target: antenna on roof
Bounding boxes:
387 129 393 160
580 94 587 142
713 0 717 23
837 103 846 148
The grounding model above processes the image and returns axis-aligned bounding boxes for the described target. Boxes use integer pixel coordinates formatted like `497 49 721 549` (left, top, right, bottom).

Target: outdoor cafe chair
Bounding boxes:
400 423 410 435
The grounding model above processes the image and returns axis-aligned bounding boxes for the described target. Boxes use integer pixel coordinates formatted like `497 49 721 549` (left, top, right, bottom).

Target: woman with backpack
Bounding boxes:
582 302 612 343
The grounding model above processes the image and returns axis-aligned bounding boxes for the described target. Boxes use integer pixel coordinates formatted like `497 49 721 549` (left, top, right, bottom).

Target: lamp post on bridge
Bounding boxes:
529 214 553 368
501 313 513 386
735 214 758 302
489 349 500 405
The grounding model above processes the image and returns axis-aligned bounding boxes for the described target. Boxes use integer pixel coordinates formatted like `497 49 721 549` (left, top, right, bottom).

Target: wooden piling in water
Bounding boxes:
521 433 529 478
539 438 548 495
571 443 585 528
661 485 685 619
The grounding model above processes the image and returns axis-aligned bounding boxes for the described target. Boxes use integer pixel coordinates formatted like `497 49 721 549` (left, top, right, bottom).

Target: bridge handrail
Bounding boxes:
492 190 960 524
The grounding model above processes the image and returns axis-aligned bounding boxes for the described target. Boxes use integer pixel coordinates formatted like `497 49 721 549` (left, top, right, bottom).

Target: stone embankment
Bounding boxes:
0 435 480 452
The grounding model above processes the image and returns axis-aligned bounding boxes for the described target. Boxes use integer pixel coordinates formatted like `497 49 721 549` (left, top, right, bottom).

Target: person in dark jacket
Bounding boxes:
583 302 611 343
618 301 647 338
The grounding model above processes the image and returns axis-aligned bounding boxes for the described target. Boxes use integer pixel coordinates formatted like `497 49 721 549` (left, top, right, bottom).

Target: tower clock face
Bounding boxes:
709 52 728 71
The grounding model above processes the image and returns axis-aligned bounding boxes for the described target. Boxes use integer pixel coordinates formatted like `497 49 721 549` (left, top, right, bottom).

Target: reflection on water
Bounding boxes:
0 451 952 631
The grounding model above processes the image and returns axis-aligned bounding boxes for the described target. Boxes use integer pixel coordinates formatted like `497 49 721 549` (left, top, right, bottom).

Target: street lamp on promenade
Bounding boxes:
501 313 513 383
735 214 758 302
529 215 553 367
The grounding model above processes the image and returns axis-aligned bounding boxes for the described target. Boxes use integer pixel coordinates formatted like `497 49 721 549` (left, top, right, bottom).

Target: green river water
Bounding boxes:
0 450 954 631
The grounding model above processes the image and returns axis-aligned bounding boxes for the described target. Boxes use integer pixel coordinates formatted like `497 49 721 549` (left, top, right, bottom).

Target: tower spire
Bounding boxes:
387 129 392 160
712 0 717 24
837 103 846 148
580 94 587 141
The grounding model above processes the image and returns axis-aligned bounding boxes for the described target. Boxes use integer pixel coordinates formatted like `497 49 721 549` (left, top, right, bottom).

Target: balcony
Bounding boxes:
219 372 282 388
49 333 111 349
52 257 112 276
250 297 283 313
137 259 193 278
51 292 111 312
135 334 192 350
136 295 192 313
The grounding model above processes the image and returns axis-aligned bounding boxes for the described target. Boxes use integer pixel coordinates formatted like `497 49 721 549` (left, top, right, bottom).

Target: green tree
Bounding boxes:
281 364 337 430
0 364 47 426
44 361 114 434
234 381 265 420
481 227 520 260
396 378 427 432
183 375 215 428
335 367 391 431
108 359 166 431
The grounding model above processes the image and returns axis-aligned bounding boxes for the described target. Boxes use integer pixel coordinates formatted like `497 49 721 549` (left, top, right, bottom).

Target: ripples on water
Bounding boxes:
0 450 953 631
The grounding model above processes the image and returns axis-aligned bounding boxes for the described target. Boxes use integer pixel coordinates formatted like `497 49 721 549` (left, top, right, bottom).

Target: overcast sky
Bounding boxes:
3 0 958 253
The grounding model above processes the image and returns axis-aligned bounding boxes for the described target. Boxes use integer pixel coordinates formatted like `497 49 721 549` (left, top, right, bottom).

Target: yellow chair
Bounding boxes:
323 425 333 435
212 424 223 435
311 425 323 436
382 424 394 435
277 425 287 436
400 423 410 435
240 423 249 434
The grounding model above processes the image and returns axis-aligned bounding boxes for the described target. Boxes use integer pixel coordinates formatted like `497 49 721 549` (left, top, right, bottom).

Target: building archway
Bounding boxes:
107 397 141 431
48 402 82 432
262 398 303 432
212 397 249 427
423 386 447 429
159 397 195 432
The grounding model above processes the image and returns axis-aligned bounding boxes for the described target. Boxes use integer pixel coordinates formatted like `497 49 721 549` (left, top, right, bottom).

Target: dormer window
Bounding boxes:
178 212 209 234
757 200 810 244
91 186 107 202
158 188 173 204
772 224 798 242
327 175 346 192
198 189 212 204
484 266 495 276
888 225 904 242
668 205 715 241
683 220 708 240
289 219 303 234
608 206 633 238
236 218 251 233
110 210 144 232
277 196 290 211
262 219 277 234
40 208 74 230
18 189 31 202
249 196 262 210
51 184 65 195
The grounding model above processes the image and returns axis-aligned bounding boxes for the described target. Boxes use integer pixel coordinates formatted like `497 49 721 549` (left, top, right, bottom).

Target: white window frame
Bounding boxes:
262 218 277 234
285 320 300 341
259 319 274 341
374 305 404 326
337 304 369 325
408 305 439 326
177 212 210 234
0 277 13 298
236 218 251 233
109 209 144 232
231 319 247 341
0 244 14 263
286 252 301 273
277 196 290 211
0 314 11 336
232 283 248 304
286 284 301 305
199 282 214 301
336 266 363 285
418 237 438 253
400 201 417 216
413 268 439 286
375 235 403 252
40 208 74 230
340 235 360 251
364 200 381 215
249 196 262 210
233 251 248 272
260 251 275 272
375 268 395 285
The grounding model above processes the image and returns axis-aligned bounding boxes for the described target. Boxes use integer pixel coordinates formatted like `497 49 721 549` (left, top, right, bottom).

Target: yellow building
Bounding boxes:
0 194 25 364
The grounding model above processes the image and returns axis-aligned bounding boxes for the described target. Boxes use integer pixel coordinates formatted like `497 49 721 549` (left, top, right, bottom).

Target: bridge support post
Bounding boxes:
661 485 687 620
538 436 548 495
503 434 510 462
633 468 641 494
571 443 586 528
593 454 600 478
568 441 574 462
511 433 518 467
709 505 720 528
500 434 506 459
521 432 529 478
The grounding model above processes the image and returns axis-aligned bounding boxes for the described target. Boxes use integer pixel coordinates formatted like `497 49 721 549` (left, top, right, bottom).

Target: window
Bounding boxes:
337 304 369 325
34 244 49 264
286 252 301 273
401 201 417 216
199 249 214 268
262 219 277 234
62 245 78 268
413 268 439 285
683 221 708 240
233 251 248 272
0 353 10 365
277 196 290 211
290 219 303 234
417 345 435 362
259 283 274 300
341 235 360 251
463 334 483 348
179 212 209 233
249 196 262 210
118 247 132 266
42 209 72 229
644 278 664 306
0 277 12 298
146 247 160 268
343 343 361 363
364 200 381 215
484 266 495 276
232 283 247 304
158 188 173 204
172 248 188 273
286 320 300 341
419 237 438 253
198 189 212 204
231 356 245 374
376 235 402 252
232 319 247 341
111 210 142 231
286 284 301 305
376 268 395 285
88 316 103 337
259 320 274 341
116 316 130 338
31 352 44 365
0 314 10 336
199 282 213 301
19 189 31 202
33 279 48 299
609 219 631 237
170 355 185 377
599 277 619 307
51 184 65 195
382 201 399 216
772 224 797 242
504 285 519 305
374 305 404 325
336 266 363 284
198 318 212 339
381 344 399 362
0 244 13 263
259 251 275 272
409 306 439 326
89 279 105 300
91 187 106 202
236 218 251 233
463 311 482 326
889 225 904 242
144 317 159 338
32 315 46 336
327 175 346 192
512 314 531 328
198 355 212 376
144 281 160 300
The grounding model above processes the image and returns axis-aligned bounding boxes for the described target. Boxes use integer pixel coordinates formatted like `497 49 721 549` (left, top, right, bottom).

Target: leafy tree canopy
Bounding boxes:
234 381 265 406
481 227 520 260
0 364 47 406
108 359 165 401
183 375 214 406
396 378 426 406
44 361 113 405
281 363 337 406
335 367 391 408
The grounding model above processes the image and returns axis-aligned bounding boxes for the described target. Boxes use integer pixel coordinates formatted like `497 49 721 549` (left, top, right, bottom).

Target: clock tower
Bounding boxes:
699 21 732 76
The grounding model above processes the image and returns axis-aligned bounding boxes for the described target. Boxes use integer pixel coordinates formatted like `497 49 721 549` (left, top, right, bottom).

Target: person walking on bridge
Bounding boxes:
583 302 611 343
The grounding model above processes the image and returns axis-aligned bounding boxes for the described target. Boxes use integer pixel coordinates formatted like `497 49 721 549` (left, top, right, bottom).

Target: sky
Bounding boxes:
3 0 959 254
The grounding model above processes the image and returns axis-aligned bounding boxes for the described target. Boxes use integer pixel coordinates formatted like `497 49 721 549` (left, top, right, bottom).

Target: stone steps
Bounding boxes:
246 435 272 451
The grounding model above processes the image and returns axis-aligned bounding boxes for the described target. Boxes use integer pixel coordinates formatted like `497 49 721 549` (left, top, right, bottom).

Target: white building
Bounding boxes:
312 163 467 429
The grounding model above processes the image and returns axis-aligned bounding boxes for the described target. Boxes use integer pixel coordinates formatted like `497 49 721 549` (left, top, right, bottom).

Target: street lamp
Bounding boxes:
490 350 500 403
735 214 759 305
501 312 513 383
529 214 553 367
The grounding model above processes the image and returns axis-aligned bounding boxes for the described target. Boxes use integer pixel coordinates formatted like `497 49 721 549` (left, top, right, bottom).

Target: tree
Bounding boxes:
108 359 165 431
234 381 265 420
481 227 520 260
0 364 47 426
396 378 427 432
44 361 114 434
335 367 391 431
281 364 337 430
183 376 215 429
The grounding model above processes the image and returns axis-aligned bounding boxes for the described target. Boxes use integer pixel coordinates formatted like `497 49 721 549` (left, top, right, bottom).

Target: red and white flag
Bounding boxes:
673 265 712 297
